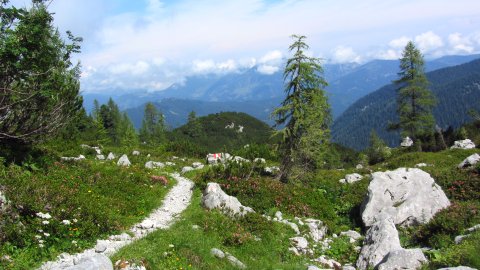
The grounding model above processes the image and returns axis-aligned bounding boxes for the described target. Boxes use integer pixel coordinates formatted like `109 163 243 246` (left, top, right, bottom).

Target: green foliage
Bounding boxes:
424 231 480 269
0 156 173 269
232 143 278 162
324 236 359 264
0 1 82 145
413 201 480 249
112 191 305 270
273 35 331 182
366 130 391 165
139 102 166 145
172 112 273 153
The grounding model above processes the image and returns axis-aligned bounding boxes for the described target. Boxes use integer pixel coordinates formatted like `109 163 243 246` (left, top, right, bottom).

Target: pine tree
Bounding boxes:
366 130 390 164
119 112 138 146
139 102 165 144
272 35 331 182
185 111 202 138
99 98 122 145
392 41 436 150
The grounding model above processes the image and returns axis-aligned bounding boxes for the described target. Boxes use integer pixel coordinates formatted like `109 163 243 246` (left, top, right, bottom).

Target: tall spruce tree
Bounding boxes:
392 41 435 149
272 35 331 182
139 102 165 144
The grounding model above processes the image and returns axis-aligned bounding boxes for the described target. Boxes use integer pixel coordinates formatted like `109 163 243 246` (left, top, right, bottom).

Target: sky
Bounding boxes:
10 0 480 93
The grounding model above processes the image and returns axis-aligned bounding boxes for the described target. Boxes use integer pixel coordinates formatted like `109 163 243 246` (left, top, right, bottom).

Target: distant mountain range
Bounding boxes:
332 58 480 150
82 54 480 131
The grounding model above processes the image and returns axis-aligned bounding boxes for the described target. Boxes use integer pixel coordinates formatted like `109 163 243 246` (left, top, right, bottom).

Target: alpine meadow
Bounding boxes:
1 1 480 270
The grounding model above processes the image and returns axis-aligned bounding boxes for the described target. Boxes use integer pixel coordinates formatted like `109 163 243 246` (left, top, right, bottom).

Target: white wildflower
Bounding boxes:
36 212 52 219
38 239 45 244
44 233 50 237
35 235 42 239
62 220 71 225
39 243 44 248
73 219 78 223
72 240 77 245
42 220 49 225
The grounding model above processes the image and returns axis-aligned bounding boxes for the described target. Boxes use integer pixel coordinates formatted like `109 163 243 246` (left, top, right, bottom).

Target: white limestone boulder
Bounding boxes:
145 161 165 169
304 219 327 242
401 137 413 147
377 249 427 270
117 155 131 167
202 183 254 217
345 173 363 184
106 152 115 160
361 168 450 227
64 254 113 270
458 153 480 168
451 139 476 149
356 216 402 270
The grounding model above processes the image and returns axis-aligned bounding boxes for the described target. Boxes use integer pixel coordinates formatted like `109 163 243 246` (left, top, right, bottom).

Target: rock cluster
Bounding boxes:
357 168 450 270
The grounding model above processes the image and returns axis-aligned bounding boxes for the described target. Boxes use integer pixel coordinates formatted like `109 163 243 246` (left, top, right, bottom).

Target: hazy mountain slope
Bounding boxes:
332 59 480 150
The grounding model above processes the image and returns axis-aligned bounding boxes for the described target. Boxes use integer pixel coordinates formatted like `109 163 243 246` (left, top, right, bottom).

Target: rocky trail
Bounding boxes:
39 173 194 270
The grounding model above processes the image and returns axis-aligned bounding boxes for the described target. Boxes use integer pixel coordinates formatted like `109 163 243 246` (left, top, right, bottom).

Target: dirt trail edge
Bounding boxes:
39 173 194 270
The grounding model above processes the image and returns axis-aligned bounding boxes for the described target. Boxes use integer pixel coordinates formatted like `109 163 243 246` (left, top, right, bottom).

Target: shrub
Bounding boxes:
413 201 480 249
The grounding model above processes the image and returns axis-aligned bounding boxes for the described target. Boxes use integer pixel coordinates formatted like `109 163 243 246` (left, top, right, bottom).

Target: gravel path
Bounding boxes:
39 173 194 270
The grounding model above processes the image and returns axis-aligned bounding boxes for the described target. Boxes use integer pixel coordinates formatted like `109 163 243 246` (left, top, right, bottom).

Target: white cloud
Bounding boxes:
414 31 444 52
109 61 150 75
448 33 474 54
389 36 411 49
259 50 283 64
41 0 479 92
257 65 279 75
332 46 361 63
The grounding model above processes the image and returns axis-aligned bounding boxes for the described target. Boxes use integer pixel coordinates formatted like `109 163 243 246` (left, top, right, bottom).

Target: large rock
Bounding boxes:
65 254 113 270
181 166 194 174
377 249 427 270
362 168 450 227
145 161 165 169
451 139 476 149
202 183 254 217
356 216 402 270
117 155 131 167
458 153 480 168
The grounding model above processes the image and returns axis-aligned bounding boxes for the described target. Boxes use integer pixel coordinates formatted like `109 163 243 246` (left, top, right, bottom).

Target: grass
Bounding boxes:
112 190 308 269
0 148 175 269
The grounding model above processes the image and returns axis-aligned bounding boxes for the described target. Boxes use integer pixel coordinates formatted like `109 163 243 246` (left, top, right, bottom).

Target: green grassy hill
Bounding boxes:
170 112 275 154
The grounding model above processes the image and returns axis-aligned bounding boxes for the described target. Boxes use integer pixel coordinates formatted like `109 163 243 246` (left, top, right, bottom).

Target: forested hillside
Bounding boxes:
170 111 274 153
332 59 480 150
